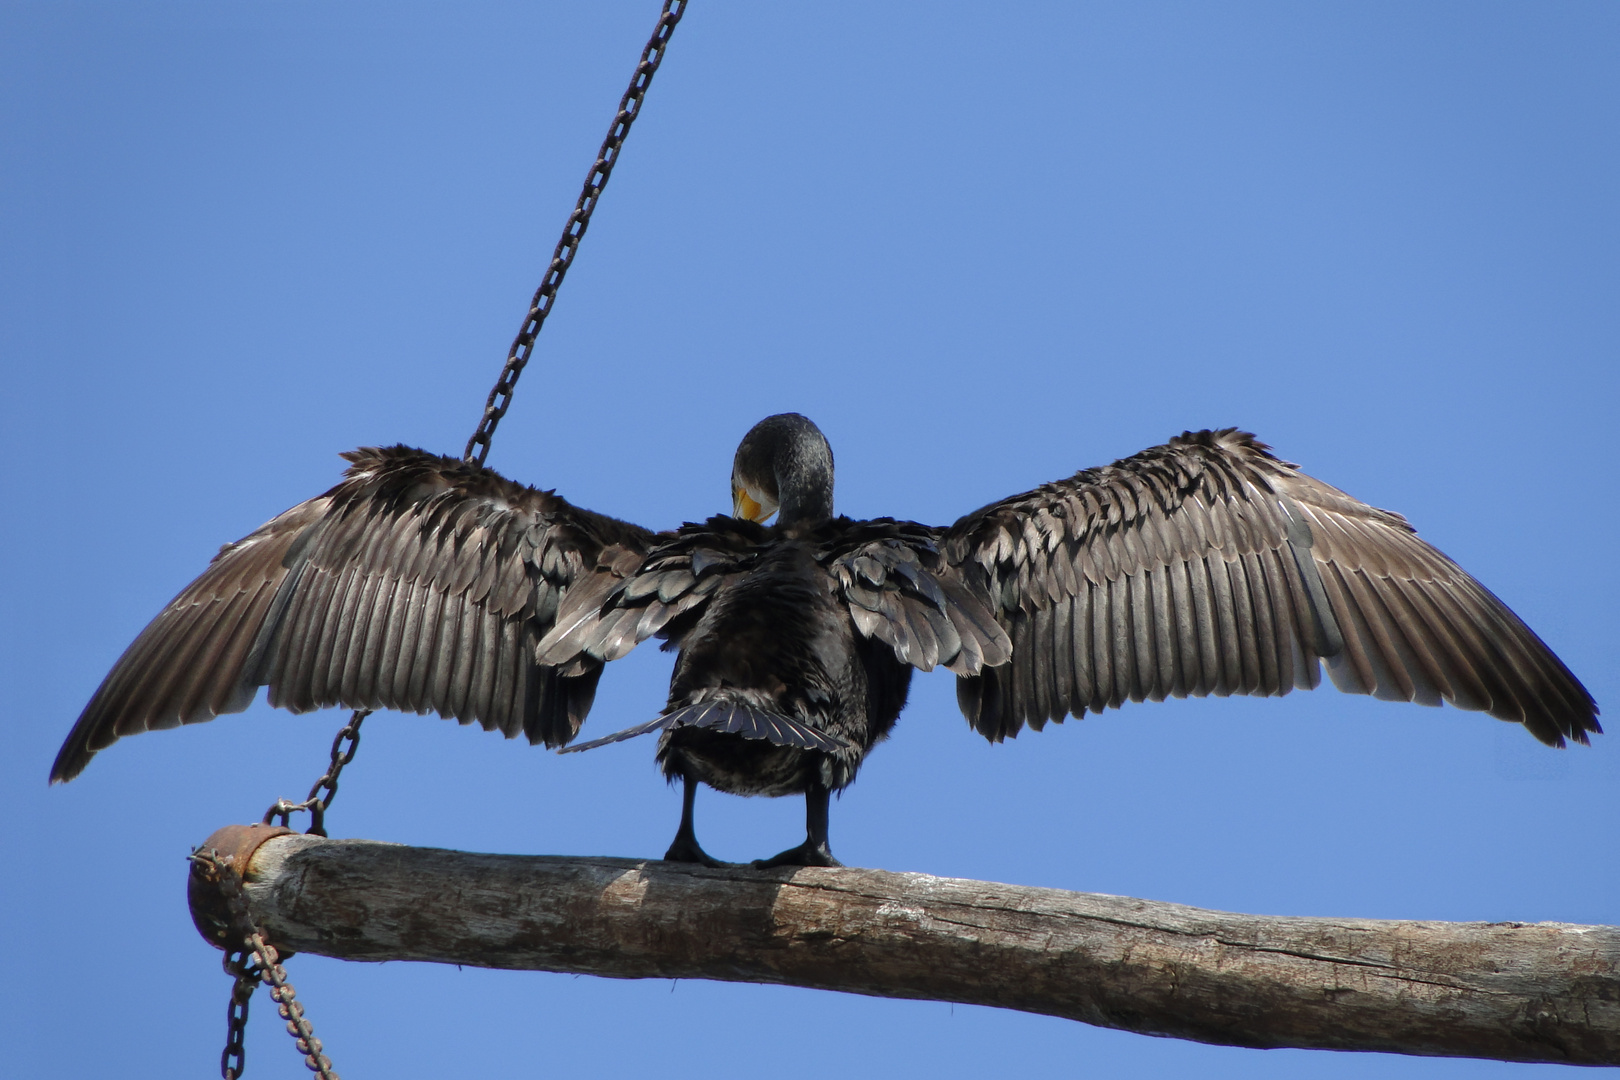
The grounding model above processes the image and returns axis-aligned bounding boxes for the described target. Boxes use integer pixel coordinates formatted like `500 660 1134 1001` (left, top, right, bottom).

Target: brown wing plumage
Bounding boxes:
51 445 656 782
819 519 1010 676
944 429 1599 747
536 515 1012 681
534 515 756 669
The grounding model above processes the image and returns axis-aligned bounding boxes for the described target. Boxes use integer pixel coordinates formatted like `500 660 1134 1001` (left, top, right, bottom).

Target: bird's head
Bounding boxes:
732 413 834 530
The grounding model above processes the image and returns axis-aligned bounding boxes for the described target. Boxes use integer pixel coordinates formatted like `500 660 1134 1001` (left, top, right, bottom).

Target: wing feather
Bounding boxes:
1106 573 1129 708
200 581 280 719
362 576 406 706
149 583 250 728
285 559 344 711
338 562 387 705
1130 569 1157 702
1030 608 1056 725
942 429 1598 746
138 582 246 728
792 520 1013 680
1319 562 1397 700
314 565 363 708
1070 592 1096 713
404 579 447 712
491 615 520 737
1184 557 1218 695
178 584 268 722
52 446 657 782
474 605 506 731
443 590 476 722
1048 593 1073 721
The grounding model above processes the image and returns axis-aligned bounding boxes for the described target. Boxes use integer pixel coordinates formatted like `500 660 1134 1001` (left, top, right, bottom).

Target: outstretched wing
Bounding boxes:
943 429 1599 747
52 445 656 781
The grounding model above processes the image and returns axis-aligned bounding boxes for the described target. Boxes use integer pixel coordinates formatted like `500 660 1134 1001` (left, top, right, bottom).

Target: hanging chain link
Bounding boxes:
191 848 340 1080
221 948 260 1080
463 0 688 466
263 710 368 837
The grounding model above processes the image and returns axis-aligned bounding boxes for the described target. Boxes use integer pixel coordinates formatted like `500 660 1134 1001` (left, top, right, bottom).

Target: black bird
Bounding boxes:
52 414 1599 866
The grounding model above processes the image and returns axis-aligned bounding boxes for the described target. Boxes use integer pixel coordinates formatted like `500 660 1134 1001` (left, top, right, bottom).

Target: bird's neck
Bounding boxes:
776 447 834 530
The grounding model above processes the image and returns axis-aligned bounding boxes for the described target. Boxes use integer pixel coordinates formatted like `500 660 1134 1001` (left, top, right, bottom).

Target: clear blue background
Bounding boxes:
3 3 1616 1077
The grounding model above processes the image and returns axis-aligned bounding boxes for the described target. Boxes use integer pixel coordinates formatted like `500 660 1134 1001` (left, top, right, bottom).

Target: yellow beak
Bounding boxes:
733 485 766 522
741 488 777 524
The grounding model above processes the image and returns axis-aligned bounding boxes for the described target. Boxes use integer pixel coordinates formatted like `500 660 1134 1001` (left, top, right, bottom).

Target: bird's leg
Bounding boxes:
663 773 736 867
752 783 843 868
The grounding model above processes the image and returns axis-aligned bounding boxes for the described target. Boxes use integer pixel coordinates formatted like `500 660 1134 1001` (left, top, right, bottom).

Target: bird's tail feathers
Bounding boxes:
561 700 849 754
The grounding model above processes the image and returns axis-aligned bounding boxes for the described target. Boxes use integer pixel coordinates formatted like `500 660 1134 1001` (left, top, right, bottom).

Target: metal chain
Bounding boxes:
221 948 260 1079
463 0 688 466
192 848 340 1080
263 710 367 837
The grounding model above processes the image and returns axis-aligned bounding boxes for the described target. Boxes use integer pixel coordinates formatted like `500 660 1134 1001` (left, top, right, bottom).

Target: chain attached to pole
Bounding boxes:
463 0 688 466
192 847 340 1080
264 710 367 837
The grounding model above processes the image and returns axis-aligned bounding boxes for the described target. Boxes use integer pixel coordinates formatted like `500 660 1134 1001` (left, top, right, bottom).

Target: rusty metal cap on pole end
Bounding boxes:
188 823 293 951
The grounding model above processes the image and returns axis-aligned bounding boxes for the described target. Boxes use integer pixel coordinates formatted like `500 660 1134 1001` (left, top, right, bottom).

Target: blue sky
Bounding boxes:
3 3 1616 1077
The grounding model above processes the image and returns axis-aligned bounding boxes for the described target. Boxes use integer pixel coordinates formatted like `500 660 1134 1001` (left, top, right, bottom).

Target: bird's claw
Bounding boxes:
663 834 738 868
751 841 843 869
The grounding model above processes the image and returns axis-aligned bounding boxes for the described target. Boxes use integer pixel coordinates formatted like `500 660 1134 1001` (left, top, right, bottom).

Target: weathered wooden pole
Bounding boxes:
189 827 1620 1066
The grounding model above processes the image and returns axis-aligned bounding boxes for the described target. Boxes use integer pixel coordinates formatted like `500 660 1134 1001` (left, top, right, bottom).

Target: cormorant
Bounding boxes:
51 414 1599 866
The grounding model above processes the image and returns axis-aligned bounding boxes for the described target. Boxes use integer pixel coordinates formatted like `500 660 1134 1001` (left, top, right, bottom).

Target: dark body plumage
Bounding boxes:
657 531 900 797
53 415 1598 866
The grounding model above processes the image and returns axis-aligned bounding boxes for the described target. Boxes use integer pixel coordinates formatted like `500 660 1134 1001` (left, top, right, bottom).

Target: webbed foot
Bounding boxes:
663 833 738 868
751 840 843 869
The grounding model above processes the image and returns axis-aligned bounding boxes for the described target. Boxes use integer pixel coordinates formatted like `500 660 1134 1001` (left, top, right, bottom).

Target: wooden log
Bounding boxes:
208 832 1620 1065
